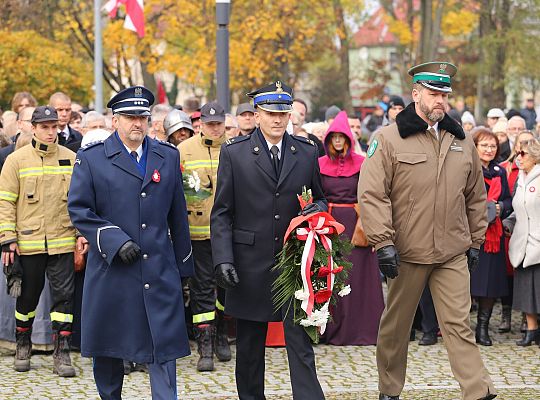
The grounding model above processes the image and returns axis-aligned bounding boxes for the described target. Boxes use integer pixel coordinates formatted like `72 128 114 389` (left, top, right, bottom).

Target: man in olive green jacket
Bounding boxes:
358 62 496 400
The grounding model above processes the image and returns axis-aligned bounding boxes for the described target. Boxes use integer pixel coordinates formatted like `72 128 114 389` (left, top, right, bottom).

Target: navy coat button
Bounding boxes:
141 192 147 198
143 254 148 260
274 214 280 220
274 236 279 241
141 224 147 229
101 253 107 259
144 283 150 289
275 192 280 197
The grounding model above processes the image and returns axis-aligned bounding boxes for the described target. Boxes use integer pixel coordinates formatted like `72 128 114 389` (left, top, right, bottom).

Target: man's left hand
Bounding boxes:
299 202 322 216
466 248 480 273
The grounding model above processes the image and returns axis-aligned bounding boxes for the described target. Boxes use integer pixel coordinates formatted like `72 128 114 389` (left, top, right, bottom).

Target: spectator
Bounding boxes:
163 109 194 145
520 99 537 130
235 103 256 136
69 111 82 133
461 111 476 135
470 128 513 346
348 115 366 155
149 104 172 140
486 108 505 129
1 111 18 130
191 111 202 135
318 111 383 345
292 98 308 124
385 95 405 126
492 118 509 162
10 92 37 114
80 129 112 147
183 96 201 116
325 105 341 125
507 116 526 149
49 92 82 150
362 103 385 139
224 113 240 139
0 107 35 172
81 111 107 135
503 139 540 346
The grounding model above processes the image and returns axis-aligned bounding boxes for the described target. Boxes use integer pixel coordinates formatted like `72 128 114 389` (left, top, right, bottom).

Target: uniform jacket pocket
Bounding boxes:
233 229 255 245
396 153 428 164
24 176 39 203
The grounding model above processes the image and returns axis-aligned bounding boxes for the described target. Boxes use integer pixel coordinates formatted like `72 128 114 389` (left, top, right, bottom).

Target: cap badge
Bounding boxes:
439 64 447 73
275 81 283 93
530 186 536 193
45 109 51 115
152 169 161 183
134 87 143 97
210 108 216 115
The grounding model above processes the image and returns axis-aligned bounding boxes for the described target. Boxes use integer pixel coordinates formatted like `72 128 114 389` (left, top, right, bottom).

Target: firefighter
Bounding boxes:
0 106 87 376
178 101 231 371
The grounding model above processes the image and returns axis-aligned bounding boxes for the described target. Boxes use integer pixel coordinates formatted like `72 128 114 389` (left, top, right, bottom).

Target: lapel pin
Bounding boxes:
254 146 259 152
291 145 296 151
152 169 161 183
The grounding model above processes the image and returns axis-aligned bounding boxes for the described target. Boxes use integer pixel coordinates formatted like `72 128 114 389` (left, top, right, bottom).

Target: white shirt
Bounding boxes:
265 138 283 160
124 143 143 162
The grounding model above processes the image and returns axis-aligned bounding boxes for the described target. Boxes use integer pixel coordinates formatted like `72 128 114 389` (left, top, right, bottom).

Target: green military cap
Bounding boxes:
408 61 457 93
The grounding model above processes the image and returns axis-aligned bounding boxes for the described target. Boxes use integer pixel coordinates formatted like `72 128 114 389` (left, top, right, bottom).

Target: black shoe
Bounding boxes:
475 308 493 346
123 360 133 375
479 394 497 400
194 323 214 372
214 311 232 362
379 394 400 400
516 329 540 346
418 331 438 346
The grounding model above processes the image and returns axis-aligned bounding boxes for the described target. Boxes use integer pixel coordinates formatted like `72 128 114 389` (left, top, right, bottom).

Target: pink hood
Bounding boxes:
318 111 364 177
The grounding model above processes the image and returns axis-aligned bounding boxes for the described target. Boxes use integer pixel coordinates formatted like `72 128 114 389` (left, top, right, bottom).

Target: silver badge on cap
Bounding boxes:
45 109 51 115
134 87 143 97
210 108 216 115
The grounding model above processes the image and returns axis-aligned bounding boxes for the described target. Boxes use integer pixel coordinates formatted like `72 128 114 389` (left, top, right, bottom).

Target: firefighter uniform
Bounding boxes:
0 106 76 377
177 101 230 371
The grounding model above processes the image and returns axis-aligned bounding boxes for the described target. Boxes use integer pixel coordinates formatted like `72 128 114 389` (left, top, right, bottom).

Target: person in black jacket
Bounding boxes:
211 81 327 400
49 92 82 151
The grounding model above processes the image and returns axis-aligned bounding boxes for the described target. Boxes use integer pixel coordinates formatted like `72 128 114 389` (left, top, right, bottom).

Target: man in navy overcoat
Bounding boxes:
211 81 327 399
68 86 193 400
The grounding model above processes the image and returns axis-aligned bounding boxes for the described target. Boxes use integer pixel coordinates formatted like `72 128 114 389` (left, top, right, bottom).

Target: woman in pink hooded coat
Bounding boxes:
319 111 384 345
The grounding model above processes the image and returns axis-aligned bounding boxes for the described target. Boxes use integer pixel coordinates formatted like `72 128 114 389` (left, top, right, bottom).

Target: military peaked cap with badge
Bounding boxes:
408 61 457 93
200 101 225 123
31 106 58 124
106 85 155 116
247 81 293 112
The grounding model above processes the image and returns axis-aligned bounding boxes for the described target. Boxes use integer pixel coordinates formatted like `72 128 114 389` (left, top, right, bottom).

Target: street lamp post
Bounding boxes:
216 0 230 112
94 0 103 113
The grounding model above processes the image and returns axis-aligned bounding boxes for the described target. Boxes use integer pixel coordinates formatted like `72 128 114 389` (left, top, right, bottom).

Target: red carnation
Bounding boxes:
332 266 343 274
317 266 331 278
314 289 332 304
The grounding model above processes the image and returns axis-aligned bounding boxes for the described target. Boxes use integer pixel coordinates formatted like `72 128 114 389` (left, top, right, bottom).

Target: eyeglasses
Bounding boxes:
478 144 497 150
225 126 236 131
519 150 529 157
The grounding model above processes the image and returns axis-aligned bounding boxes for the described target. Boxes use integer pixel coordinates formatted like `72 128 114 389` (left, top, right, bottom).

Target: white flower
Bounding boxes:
192 171 201 192
338 285 351 297
294 289 310 301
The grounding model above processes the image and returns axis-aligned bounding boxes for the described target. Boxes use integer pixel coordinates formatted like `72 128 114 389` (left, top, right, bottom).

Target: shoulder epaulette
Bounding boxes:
158 140 178 150
225 135 250 145
291 135 315 146
80 140 104 151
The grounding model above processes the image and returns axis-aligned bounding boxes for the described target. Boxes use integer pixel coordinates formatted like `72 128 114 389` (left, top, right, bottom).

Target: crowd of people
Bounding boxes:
0 62 539 399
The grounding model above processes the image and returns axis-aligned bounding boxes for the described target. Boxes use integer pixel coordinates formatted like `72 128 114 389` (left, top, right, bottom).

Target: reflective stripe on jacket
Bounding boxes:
178 133 224 240
0 137 76 255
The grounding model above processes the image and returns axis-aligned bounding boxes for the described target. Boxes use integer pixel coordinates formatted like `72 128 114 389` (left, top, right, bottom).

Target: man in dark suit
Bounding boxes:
49 92 83 151
67 86 193 400
211 81 327 399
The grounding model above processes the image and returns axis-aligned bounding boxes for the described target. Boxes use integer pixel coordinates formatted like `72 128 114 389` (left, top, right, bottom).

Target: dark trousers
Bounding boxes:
419 285 438 333
501 276 514 307
189 240 225 324
235 310 325 400
93 357 177 400
16 253 74 332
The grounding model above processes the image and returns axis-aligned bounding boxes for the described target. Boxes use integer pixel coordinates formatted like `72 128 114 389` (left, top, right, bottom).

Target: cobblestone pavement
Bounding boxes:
1 306 539 399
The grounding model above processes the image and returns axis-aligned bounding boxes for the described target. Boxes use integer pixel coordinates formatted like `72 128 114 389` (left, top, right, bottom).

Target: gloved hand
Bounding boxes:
376 245 400 279
215 263 239 289
118 240 141 264
299 202 323 216
2 245 22 298
466 248 480 273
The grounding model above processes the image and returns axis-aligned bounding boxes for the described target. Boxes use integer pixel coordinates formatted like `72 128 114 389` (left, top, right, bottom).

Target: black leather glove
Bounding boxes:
118 240 141 264
215 263 239 289
376 245 400 279
299 202 323 216
466 248 480 273
2 245 22 298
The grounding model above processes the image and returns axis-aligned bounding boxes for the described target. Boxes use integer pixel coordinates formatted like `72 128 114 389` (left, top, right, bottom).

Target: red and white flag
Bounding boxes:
103 0 145 38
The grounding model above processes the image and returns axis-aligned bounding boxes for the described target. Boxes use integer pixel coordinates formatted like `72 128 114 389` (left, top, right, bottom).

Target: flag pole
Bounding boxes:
94 0 104 113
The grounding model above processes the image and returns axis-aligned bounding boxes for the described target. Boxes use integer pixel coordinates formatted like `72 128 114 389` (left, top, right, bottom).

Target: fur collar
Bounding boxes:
396 102 465 140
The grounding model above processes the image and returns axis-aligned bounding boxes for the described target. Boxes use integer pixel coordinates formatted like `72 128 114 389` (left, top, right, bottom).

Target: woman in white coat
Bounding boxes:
504 138 540 346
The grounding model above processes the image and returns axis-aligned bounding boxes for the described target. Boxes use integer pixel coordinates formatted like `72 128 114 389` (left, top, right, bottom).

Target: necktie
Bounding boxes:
131 151 139 163
428 127 438 140
270 145 280 176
